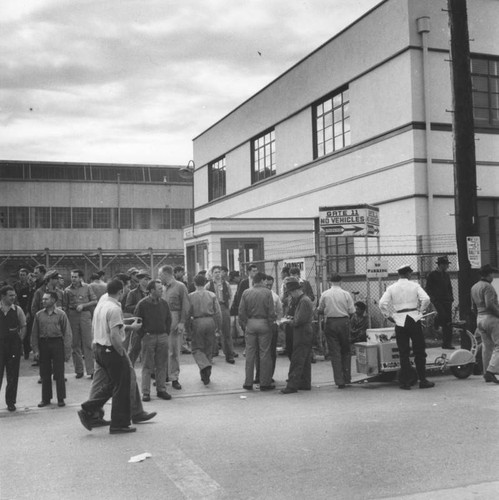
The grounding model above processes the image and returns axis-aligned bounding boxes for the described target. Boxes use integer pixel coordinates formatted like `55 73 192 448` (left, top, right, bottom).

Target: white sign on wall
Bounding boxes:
466 236 481 269
366 259 389 278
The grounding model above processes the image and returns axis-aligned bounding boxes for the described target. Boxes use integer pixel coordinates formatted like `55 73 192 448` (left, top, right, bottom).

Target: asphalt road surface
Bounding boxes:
1 353 499 500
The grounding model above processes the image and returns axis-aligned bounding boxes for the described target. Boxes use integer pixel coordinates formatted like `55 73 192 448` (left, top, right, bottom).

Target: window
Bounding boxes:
252 129 276 183
0 208 8 228
52 207 71 228
8 207 30 228
314 87 350 158
171 209 191 229
208 157 226 201
32 207 51 228
72 208 92 228
119 208 132 229
0 163 24 179
133 208 151 229
151 208 169 229
326 236 354 275
471 57 499 128
93 208 114 229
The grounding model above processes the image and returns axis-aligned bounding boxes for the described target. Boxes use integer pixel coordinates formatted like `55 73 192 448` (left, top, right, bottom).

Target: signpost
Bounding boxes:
319 204 381 328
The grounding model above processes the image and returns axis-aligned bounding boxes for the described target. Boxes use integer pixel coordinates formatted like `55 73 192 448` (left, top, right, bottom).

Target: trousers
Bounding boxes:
68 310 94 376
0 333 22 405
477 314 499 374
395 316 427 384
39 337 66 402
324 317 351 386
244 319 272 387
141 333 168 395
191 317 216 371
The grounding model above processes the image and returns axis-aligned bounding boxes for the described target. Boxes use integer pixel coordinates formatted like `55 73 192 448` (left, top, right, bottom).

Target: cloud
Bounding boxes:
0 0 380 164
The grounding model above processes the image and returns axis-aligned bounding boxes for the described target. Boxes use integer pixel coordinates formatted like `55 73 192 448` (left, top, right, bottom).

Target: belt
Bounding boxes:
249 316 267 319
396 308 418 313
40 337 63 340
146 332 165 335
326 316 349 319
193 315 213 319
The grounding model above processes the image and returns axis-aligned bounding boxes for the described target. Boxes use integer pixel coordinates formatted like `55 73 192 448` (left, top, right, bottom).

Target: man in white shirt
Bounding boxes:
317 273 355 389
379 265 434 390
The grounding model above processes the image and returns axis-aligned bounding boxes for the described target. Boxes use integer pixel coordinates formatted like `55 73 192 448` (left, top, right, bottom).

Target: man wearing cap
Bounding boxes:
31 270 63 316
471 264 499 384
125 270 150 365
379 265 434 390
426 256 454 349
188 274 222 385
31 291 72 408
63 269 97 379
238 271 276 391
281 277 314 394
317 273 355 389
158 265 190 391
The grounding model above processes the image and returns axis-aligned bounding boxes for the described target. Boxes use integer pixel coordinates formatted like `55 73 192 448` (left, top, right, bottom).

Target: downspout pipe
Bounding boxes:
417 16 433 253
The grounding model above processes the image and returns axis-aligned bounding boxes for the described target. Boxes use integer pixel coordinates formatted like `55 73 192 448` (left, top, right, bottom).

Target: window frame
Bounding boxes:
251 128 276 184
471 55 499 129
208 156 227 201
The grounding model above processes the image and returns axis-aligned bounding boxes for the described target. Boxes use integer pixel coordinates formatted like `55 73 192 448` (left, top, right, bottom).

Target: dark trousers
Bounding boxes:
0 334 22 405
324 317 351 386
24 316 33 358
395 316 427 384
128 331 143 367
287 326 313 390
434 301 453 346
81 344 131 428
285 324 293 360
39 337 66 402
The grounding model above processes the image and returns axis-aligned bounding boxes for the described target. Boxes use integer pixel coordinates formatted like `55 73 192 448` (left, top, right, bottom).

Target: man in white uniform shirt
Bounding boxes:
379 265 434 390
78 279 142 434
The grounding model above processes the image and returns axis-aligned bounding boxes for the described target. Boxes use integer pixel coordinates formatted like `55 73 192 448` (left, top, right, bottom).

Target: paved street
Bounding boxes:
1 348 499 500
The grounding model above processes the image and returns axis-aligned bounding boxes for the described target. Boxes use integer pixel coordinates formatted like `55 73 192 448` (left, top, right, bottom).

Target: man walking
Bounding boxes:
63 269 97 379
206 265 235 364
159 265 190 391
14 268 31 359
281 278 314 394
426 256 454 349
379 265 434 390
78 279 141 434
31 291 72 407
238 272 276 391
134 279 172 401
471 264 499 384
0 285 27 411
189 274 222 385
317 273 355 389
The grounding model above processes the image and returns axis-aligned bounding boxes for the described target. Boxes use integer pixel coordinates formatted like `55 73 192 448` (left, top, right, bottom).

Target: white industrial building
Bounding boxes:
185 0 499 278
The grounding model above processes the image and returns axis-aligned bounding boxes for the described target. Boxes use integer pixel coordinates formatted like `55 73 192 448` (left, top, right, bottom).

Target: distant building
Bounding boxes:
0 160 192 280
186 0 499 276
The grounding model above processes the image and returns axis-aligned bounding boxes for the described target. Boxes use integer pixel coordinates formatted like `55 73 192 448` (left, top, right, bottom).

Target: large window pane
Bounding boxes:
72 208 91 228
252 129 276 184
32 207 51 228
208 157 226 201
9 207 30 228
133 208 150 229
472 56 499 129
52 207 71 228
93 208 113 228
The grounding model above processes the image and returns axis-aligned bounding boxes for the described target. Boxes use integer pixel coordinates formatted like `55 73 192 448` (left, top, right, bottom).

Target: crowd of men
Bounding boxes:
1 257 499 433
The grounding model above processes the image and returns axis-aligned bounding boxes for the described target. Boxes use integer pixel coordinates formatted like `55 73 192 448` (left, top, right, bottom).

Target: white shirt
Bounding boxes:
317 285 355 318
271 290 283 321
379 278 430 327
92 295 124 346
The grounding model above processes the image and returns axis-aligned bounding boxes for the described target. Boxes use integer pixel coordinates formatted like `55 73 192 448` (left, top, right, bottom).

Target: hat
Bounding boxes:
436 256 450 265
285 277 302 291
330 273 342 282
480 264 499 276
397 264 413 275
127 267 139 275
136 271 151 279
45 270 60 280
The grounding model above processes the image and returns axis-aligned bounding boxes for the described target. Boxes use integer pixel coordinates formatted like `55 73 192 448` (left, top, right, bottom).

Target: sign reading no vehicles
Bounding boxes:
319 204 379 237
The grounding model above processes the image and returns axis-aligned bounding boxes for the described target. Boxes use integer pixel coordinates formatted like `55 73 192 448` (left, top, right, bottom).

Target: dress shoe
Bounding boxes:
280 387 298 394
232 352 239 358
297 386 312 391
399 384 411 390
142 394 151 402
419 379 435 389
484 371 499 384
338 385 346 389
243 385 253 390
38 401 50 407
157 391 172 400
260 385 275 391
132 411 157 424
172 380 182 390
253 379 260 384
58 401 65 407
441 344 455 350
77 409 93 431
226 358 235 364
89 374 94 380
90 418 111 427
109 426 136 434
37 378 42 384
7 403 16 412
200 367 210 385
75 373 84 379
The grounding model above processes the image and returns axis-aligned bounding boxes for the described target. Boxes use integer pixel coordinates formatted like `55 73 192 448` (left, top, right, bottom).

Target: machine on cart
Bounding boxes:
354 323 479 383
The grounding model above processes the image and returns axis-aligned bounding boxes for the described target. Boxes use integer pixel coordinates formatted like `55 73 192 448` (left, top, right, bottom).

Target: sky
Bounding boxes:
0 0 381 166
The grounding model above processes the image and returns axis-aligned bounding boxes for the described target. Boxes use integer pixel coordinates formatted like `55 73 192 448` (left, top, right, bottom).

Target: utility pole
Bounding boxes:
447 0 479 327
